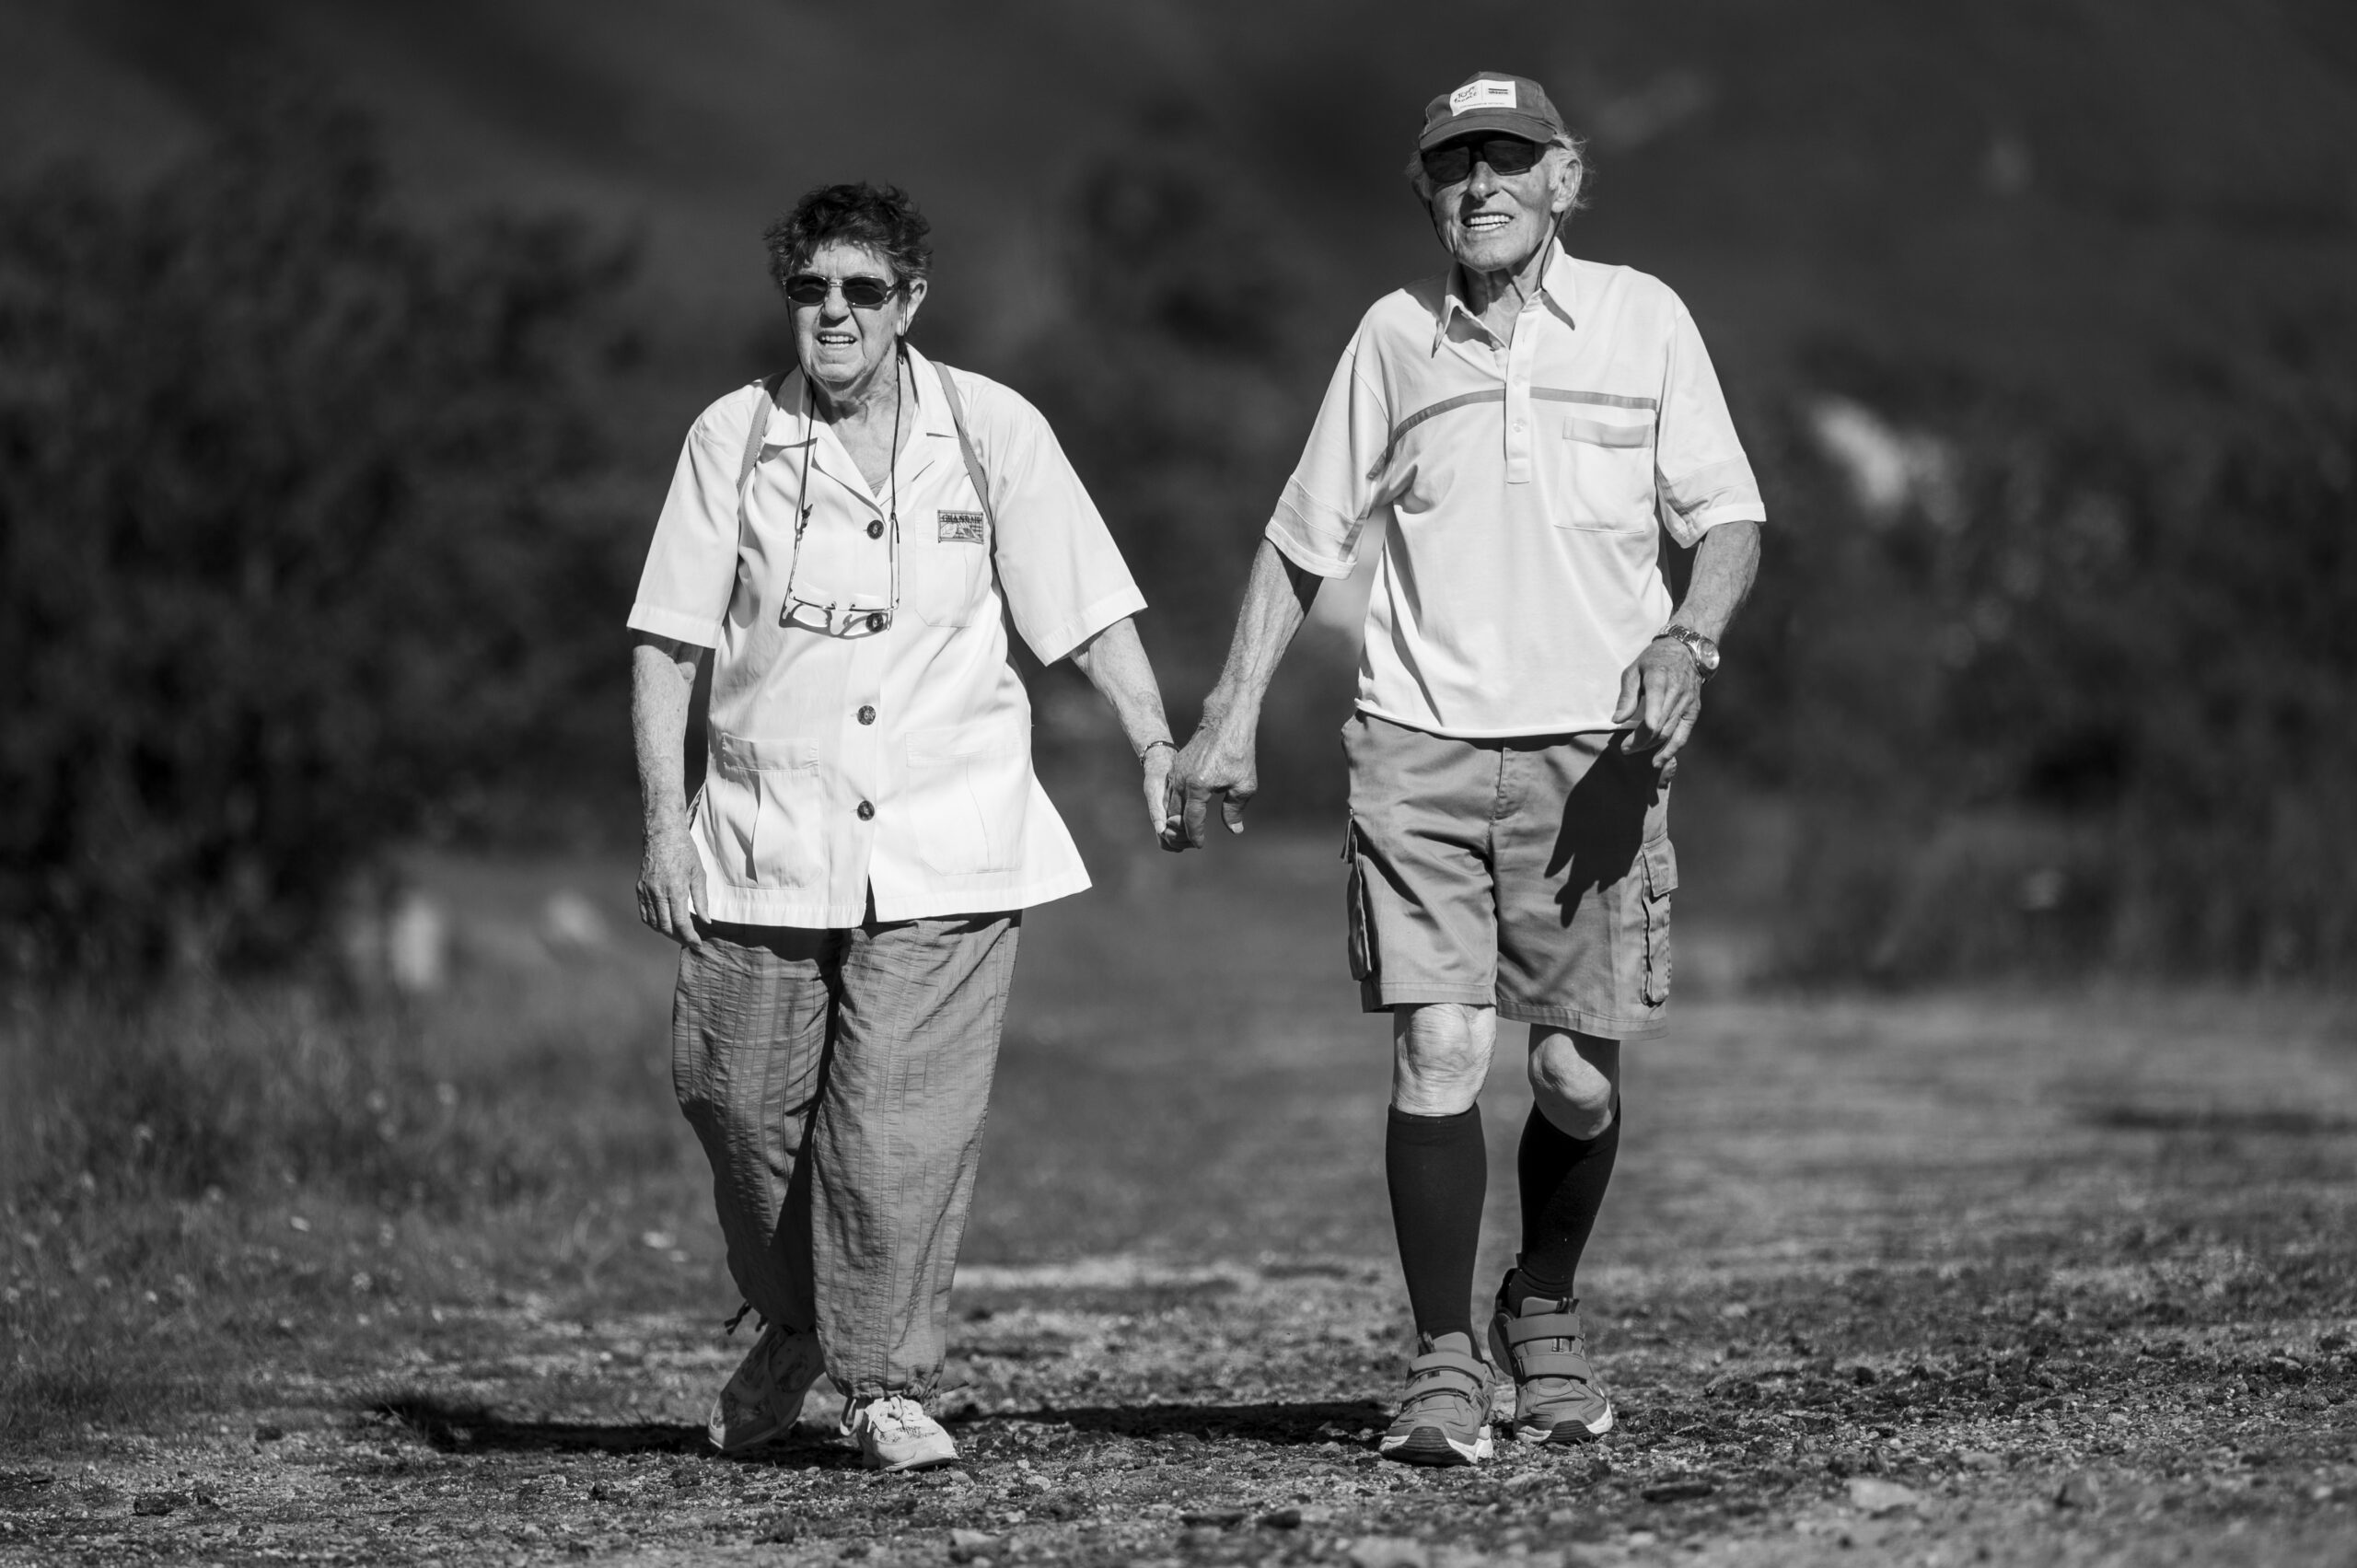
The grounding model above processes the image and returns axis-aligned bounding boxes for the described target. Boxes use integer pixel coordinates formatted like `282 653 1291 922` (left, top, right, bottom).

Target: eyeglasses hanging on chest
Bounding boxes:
768 353 907 638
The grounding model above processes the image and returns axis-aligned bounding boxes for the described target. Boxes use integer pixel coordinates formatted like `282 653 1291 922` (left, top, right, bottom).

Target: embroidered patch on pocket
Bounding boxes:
937 510 985 544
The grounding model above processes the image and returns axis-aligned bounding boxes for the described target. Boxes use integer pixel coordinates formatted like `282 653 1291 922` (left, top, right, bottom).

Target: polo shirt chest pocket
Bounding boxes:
905 509 988 627
1551 412 1657 530
704 732 824 889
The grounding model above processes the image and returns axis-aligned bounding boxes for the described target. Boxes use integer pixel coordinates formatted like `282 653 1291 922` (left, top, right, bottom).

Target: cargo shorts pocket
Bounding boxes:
1344 819 1379 984
1638 833 1678 1007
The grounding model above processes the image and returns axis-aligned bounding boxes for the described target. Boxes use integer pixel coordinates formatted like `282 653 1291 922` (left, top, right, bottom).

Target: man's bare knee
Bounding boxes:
1527 1029 1617 1138
1391 1004 1496 1115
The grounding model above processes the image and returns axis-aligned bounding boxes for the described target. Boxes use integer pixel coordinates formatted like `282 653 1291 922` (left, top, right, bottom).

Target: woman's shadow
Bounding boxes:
371 1392 1387 1465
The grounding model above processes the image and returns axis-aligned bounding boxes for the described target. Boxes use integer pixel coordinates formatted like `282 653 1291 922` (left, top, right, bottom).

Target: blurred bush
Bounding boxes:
1016 126 1322 658
1728 336 2357 981
0 105 639 976
1012 124 1364 816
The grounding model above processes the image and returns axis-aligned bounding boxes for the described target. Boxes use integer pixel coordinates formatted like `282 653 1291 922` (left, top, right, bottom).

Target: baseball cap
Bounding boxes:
1416 72 1567 151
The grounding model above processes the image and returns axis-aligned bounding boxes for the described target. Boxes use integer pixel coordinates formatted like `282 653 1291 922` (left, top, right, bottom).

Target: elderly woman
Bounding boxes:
629 182 1173 1471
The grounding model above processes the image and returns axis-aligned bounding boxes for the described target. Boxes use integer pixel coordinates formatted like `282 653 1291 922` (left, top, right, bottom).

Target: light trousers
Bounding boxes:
670 912 1019 1399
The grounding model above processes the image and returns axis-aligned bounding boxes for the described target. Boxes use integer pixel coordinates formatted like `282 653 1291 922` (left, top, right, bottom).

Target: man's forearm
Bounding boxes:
631 633 704 841
1202 537 1323 731
1069 617 1176 759
1669 519 1760 643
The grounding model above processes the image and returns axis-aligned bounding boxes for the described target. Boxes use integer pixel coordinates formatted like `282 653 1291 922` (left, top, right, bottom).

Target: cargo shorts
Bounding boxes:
1342 710 1678 1039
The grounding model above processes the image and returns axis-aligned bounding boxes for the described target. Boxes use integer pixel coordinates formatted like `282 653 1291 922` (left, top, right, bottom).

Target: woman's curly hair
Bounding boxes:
762 182 934 293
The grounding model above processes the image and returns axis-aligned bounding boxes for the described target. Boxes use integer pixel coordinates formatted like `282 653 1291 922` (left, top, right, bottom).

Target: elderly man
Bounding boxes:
1168 73 1764 1466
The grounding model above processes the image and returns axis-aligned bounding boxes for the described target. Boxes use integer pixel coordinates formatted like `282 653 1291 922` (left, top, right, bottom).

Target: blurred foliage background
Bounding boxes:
1 0 2353 983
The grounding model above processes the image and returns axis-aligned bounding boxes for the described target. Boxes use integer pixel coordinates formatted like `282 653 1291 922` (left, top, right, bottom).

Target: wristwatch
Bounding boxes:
1655 624 1720 679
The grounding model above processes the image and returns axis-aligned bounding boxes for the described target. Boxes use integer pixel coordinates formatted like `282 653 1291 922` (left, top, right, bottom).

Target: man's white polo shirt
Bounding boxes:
628 344 1145 928
1268 243 1766 738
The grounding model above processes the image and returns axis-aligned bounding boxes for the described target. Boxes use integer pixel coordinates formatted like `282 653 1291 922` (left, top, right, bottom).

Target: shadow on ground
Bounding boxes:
373 1394 709 1458
986 1399 1391 1446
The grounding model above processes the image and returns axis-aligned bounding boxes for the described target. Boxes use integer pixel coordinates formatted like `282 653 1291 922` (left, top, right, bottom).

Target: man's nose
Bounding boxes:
1465 160 1500 196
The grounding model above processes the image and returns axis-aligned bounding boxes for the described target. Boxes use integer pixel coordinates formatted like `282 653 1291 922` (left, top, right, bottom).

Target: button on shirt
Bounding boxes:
628 345 1146 928
1266 244 1767 738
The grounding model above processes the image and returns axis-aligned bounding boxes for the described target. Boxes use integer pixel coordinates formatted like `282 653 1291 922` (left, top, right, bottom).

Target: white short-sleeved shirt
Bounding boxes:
1267 244 1766 738
628 344 1145 928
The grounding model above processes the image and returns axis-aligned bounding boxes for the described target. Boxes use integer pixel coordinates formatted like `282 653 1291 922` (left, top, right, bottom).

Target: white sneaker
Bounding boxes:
705 1322 827 1454
844 1393 958 1472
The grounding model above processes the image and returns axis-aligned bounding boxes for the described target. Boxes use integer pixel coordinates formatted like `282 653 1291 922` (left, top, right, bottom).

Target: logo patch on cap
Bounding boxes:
1449 79 1518 116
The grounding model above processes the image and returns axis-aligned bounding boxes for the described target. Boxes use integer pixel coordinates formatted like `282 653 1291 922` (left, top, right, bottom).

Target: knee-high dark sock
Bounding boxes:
1515 1097 1620 1298
1386 1105 1486 1342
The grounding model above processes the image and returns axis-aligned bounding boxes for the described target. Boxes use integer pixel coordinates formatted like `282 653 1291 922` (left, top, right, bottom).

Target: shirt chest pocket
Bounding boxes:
904 511 989 627
1551 413 1658 531
703 732 824 889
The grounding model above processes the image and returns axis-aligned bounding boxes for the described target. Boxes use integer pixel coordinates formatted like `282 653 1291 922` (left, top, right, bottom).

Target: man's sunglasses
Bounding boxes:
783 273 904 309
1420 135 1546 186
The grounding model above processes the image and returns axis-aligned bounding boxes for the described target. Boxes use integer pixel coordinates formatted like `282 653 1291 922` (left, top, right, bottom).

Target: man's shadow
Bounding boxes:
1548 745 1664 923
975 1398 1390 1446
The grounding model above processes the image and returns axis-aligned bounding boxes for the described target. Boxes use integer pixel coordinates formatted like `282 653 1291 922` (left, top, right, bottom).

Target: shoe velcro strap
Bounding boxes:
1513 1349 1597 1380
1503 1310 1585 1349
1406 1347 1489 1395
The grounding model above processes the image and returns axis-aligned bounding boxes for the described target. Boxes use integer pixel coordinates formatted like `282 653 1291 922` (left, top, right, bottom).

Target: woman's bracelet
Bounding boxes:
1139 738 1177 762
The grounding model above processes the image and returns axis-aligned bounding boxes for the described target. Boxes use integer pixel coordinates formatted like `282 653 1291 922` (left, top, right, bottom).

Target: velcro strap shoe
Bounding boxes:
1488 1271 1615 1445
1377 1332 1496 1467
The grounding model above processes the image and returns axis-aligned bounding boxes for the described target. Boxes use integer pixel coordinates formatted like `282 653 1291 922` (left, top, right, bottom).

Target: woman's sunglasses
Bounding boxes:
783 273 904 309
1419 135 1546 187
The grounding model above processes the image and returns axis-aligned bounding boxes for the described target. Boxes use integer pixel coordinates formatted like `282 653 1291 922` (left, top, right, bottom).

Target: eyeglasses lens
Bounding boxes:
784 274 900 308
1422 137 1543 185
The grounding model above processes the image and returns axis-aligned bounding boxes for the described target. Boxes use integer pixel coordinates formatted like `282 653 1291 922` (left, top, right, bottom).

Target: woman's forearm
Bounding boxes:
632 633 705 842
1069 616 1175 759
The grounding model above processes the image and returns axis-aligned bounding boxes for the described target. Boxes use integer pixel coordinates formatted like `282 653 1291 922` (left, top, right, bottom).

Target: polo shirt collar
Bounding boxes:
1433 239 1578 352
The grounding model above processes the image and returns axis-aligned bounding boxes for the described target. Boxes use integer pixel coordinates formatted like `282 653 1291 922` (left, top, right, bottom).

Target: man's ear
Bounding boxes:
1552 150 1585 215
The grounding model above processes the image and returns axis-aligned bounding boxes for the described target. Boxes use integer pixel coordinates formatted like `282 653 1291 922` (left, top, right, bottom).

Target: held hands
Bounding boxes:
1140 740 1178 849
1612 636 1703 772
636 830 707 947
1161 712 1258 852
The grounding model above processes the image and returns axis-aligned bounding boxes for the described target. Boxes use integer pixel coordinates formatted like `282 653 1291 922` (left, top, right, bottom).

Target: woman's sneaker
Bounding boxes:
1376 1332 1496 1467
845 1394 958 1472
1487 1270 1616 1445
707 1321 829 1454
